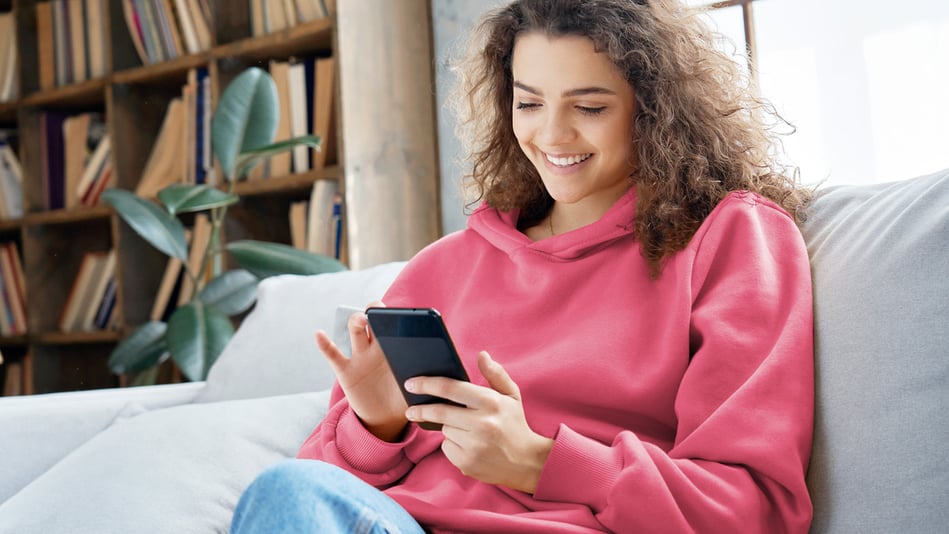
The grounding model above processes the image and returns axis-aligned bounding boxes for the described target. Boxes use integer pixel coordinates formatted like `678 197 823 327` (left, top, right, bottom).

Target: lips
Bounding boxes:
545 152 592 167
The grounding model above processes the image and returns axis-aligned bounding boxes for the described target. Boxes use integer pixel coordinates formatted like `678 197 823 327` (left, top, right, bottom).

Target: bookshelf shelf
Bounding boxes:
111 54 212 85
0 102 15 122
19 78 109 108
0 218 20 232
233 167 343 197
0 335 27 347
215 18 334 61
0 0 440 396
23 204 112 226
34 330 121 346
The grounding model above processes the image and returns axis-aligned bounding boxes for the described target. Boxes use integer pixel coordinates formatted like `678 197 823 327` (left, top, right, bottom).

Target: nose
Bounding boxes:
537 108 576 146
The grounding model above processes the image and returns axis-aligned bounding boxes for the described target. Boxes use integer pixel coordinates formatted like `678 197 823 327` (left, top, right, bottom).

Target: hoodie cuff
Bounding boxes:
533 424 622 512
334 405 419 475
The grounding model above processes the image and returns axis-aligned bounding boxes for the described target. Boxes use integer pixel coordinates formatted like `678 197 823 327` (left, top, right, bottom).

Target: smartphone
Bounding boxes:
365 307 470 431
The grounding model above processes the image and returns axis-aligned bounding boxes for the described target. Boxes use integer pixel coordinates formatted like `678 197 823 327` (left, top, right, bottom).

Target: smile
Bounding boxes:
545 153 592 167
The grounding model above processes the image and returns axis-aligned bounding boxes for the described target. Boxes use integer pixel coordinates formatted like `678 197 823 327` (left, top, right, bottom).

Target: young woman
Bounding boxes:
231 1 814 532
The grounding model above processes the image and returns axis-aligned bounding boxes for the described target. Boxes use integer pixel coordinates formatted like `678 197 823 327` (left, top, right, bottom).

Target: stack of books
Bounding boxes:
136 67 210 196
34 0 109 90
121 0 214 65
58 249 117 332
38 111 113 211
289 180 342 259
250 54 337 179
0 139 23 220
249 0 330 37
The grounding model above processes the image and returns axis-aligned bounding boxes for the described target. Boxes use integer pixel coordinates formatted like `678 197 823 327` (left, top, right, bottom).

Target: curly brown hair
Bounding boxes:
451 0 811 276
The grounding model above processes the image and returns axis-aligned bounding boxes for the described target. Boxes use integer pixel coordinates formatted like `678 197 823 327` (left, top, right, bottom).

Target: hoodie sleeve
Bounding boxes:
297 383 444 488
532 194 814 533
296 266 446 488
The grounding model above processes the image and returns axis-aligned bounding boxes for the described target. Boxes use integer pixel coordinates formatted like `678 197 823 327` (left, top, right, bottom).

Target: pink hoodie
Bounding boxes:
299 188 814 533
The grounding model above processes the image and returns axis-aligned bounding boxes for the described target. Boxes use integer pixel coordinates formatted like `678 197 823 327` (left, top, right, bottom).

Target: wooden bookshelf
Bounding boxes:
0 0 440 395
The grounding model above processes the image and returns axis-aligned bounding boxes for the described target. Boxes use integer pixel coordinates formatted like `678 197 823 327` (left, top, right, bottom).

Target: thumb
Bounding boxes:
478 351 520 399
356 300 385 350
347 311 373 353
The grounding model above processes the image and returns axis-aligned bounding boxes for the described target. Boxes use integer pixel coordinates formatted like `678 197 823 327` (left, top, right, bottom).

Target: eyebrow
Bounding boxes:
513 81 617 97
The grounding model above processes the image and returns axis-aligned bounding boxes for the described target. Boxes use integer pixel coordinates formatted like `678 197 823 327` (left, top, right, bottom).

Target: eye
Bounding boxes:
516 102 541 111
578 106 606 116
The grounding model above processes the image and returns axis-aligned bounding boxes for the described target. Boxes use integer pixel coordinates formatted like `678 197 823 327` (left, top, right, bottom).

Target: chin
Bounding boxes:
544 188 588 205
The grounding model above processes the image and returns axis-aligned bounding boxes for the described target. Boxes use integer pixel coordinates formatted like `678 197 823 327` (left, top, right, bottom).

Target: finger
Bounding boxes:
406 402 471 429
405 376 491 408
440 438 466 475
478 351 520 399
347 312 373 352
439 421 472 447
358 300 386 344
315 330 348 373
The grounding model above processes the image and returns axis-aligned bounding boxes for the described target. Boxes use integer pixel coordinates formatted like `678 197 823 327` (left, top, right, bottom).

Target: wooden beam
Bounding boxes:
335 0 442 269
710 0 752 9
742 0 759 84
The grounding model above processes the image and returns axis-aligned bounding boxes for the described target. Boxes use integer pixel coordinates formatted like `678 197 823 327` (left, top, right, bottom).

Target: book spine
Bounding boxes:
193 67 208 183
332 194 342 259
93 277 117 330
4 243 28 335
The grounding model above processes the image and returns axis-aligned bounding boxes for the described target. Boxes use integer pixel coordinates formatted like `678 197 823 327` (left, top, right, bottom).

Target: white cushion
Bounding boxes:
0 382 203 504
0 391 330 534
196 262 406 403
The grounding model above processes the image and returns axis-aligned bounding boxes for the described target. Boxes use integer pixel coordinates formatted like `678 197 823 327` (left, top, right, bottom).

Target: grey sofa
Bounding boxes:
0 169 946 533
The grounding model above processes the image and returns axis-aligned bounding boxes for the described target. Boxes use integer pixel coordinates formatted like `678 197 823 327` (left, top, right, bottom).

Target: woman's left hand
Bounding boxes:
404 350 555 494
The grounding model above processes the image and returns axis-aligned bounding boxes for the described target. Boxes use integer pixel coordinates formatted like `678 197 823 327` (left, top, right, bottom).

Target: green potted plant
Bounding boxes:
103 67 345 382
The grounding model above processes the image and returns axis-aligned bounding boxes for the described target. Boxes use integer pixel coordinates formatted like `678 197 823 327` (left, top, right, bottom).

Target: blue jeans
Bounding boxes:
230 459 426 534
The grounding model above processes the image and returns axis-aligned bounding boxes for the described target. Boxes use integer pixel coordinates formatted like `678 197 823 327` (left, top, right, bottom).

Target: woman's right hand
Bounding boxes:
315 302 408 442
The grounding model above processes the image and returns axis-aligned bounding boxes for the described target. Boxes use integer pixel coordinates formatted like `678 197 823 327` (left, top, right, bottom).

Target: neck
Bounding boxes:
548 181 633 235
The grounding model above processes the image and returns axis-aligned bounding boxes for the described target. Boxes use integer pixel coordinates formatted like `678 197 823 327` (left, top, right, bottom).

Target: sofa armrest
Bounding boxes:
0 382 205 504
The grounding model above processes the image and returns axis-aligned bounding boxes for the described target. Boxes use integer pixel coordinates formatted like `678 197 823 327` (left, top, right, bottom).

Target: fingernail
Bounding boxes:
404 379 418 392
405 407 417 420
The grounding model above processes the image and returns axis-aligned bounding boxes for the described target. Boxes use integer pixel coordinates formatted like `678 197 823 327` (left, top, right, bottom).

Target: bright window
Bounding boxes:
695 0 949 186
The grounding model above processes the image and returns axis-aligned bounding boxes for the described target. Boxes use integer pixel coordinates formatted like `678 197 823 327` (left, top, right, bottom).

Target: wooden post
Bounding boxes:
335 0 442 270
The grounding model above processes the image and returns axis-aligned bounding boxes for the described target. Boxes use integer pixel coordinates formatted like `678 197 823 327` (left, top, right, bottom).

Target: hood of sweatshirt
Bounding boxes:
467 186 638 261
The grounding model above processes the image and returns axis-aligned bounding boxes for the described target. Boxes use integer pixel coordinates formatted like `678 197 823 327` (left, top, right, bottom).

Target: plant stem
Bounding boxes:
193 175 238 292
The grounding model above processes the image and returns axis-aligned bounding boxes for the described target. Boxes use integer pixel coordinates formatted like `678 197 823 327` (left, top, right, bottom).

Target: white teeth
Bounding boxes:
545 153 592 167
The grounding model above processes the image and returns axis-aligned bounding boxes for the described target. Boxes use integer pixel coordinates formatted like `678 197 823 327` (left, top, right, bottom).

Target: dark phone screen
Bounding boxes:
366 308 470 407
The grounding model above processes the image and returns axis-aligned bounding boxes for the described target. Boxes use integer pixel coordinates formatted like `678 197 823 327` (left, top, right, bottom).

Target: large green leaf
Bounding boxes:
102 189 189 262
108 321 169 374
198 269 259 315
212 67 279 179
226 240 347 278
233 135 321 179
157 184 238 216
166 302 235 381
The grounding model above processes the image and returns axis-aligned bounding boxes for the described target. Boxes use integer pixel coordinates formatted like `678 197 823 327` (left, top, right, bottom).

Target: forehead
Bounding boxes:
511 32 629 91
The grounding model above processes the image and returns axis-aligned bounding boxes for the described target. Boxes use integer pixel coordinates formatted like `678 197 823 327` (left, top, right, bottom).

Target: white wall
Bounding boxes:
432 0 502 234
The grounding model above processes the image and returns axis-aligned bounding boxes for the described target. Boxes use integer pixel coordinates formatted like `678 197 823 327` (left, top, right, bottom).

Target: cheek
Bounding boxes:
511 116 529 142
597 121 635 160
511 121 532 152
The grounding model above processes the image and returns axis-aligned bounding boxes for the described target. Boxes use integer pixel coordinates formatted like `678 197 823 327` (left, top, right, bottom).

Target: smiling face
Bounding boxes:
511 32 638 225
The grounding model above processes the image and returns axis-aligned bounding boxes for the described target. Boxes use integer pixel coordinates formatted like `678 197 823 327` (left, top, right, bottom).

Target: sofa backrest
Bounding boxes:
801 168 949 533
